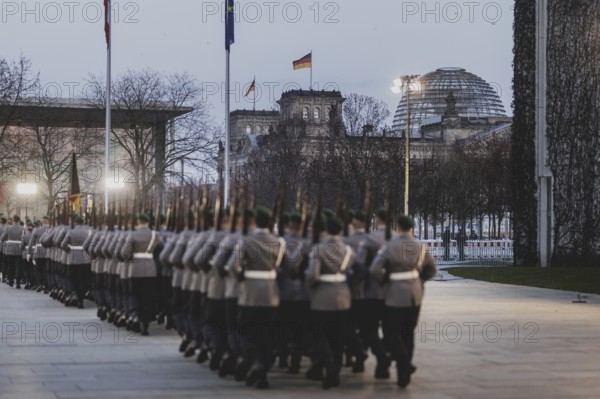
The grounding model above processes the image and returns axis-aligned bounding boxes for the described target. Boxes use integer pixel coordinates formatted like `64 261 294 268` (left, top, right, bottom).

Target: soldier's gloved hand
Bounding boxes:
27 255 31 262
32 259 36 266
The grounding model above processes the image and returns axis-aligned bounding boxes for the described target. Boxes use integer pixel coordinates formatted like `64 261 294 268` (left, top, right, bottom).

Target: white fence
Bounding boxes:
422 239 514 263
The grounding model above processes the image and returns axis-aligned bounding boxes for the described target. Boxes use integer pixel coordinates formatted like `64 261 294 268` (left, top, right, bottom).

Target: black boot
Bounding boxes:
397 367 411 388
322 368 340 390
305 363 324 381
374 356 391 379
288 354 301 374
352 351 367 373
218 353 236 378
245 365 264 387
209 350 222 371
178 337 190 353
234 360 251 382
196 347 209 363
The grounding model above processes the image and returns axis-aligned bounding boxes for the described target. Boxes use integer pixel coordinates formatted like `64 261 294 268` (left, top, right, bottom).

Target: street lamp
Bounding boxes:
105 178 125 213
391 75 420 216
17 183 37 219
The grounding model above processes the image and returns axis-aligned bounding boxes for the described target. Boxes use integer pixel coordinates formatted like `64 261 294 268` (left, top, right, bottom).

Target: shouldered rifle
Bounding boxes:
312 194 323 245
364 178 373 232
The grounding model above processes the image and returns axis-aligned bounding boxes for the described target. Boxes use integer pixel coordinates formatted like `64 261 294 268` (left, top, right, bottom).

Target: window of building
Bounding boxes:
314 107 320 120
302 107 309 120
246 124 252 134
256 125 262 134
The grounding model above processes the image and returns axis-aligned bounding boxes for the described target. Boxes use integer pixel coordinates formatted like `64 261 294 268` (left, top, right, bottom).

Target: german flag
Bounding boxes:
244 78 256 97
68 152 81 214
293 52 312 70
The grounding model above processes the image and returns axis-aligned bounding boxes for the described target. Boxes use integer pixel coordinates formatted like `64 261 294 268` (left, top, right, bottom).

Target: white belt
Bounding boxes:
244 270 277 280
69 246 84 250
319 274 347 283
6 240 21 244
133 253 153 259
35 244 43 248
390 270 420 281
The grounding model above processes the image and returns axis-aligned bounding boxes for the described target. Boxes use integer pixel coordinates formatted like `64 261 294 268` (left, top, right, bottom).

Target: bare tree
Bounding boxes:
85 69 220 208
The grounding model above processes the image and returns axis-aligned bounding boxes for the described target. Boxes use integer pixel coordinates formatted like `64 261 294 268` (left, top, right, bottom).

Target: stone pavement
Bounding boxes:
1 277 599 399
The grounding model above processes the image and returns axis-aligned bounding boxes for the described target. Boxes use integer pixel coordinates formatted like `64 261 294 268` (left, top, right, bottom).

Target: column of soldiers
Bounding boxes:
0 186 437 391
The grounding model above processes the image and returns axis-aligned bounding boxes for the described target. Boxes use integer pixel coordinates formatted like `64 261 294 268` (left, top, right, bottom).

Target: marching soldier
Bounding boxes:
370 214 436 388
343 210 369 372
194 209 231 370
230 206 286 389
216 208 254 378
29 216 51 292
84 219 108 319
278 212 311 374
305 215 355 390
1 216 25 288
120 213 164 335
61 215 92 308
169 211 201 356
22 223 34 289
356 208 392 379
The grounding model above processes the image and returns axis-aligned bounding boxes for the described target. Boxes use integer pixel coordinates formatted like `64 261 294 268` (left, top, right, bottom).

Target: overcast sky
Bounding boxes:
1 0 514 124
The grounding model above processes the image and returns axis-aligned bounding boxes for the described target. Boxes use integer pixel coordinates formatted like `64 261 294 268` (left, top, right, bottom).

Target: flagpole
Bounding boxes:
224 47 231 206
104 0 112 215
253 75 256 111
310 50 313 90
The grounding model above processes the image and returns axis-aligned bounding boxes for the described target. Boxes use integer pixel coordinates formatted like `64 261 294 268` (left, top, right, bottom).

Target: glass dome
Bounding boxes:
392 67 507 136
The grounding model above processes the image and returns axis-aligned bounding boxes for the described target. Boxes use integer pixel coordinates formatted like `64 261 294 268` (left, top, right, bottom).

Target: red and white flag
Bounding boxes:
104 0 110 48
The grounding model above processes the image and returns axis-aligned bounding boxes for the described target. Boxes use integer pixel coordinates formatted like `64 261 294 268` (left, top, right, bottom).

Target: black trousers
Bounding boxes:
67 264 91 301
346 299 366 357
35 258 48 288
225 298 241 356
311 310 348 371
130 277 157 325
156 275 172 316
6 255 22 287
356 299 386 360
238 306 278 369
382 306 421 372
279 301 311 358
205 298 226 352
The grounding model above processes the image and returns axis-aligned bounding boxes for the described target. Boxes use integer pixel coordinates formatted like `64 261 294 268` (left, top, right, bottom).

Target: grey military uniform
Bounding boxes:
182 231 209 293
159 233 180 287
1 224 24 256
0 223 6 254
211 231 242 299
231 228 286 307
22 231 33 260
344 229 367 299
171 229 196 292
29 224 50 260
61 226 93 265
120 227 163 278
279 232 310 301
196 230 228 300
356 227 389 300
370 234 437 308
306 236 354 311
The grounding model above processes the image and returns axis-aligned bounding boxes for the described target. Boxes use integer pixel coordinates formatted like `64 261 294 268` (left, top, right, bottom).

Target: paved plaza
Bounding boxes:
1 274 599 399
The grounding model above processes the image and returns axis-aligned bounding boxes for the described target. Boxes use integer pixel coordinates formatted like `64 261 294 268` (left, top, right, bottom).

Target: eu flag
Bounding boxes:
225 0 234 50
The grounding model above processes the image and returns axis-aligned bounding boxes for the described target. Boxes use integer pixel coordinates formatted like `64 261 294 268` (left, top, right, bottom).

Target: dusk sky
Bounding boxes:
1 0 514 124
